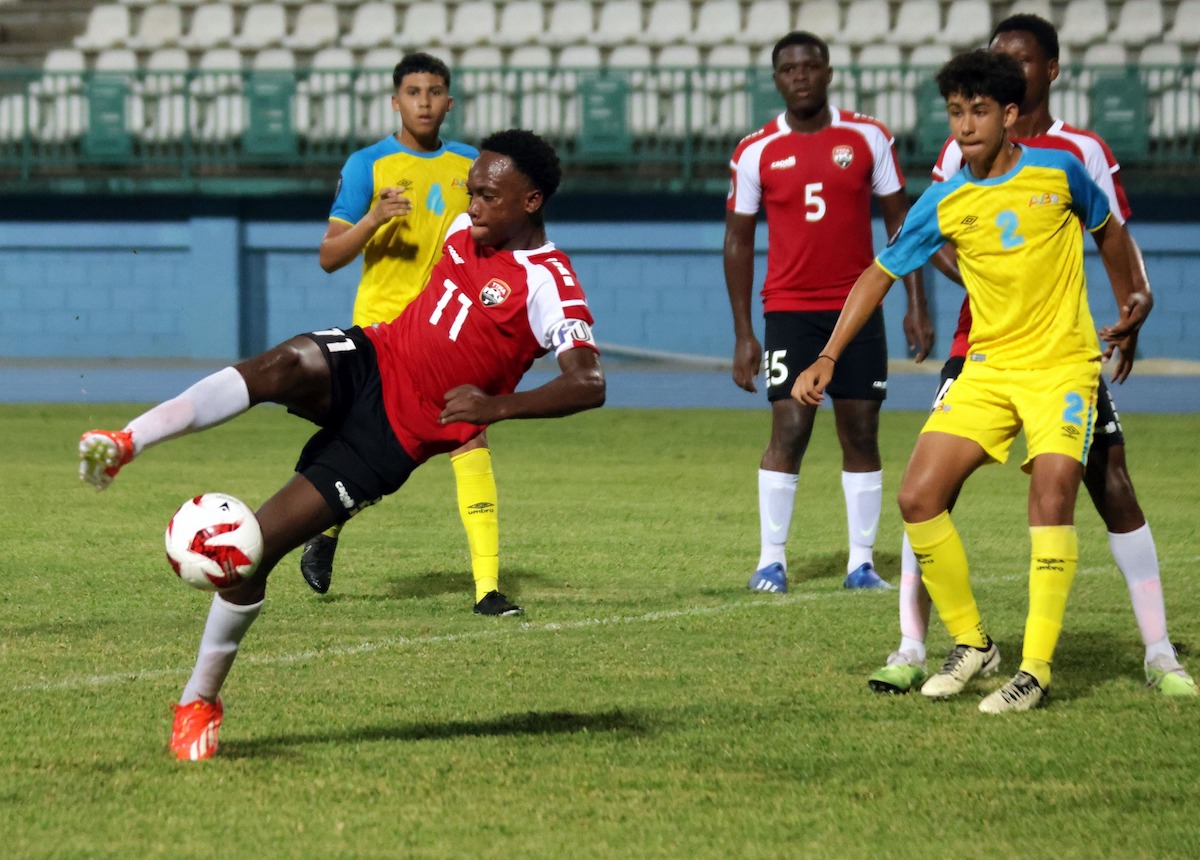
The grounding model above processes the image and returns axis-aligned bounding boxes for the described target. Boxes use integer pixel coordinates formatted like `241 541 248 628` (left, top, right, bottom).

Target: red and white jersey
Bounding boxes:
727 108 905 312
933 120 1133 358
364 213 597 463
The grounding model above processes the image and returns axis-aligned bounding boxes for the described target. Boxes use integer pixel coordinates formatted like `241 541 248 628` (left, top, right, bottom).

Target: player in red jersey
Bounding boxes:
77 130 607 759
724 30 935 594
866 15 1196 697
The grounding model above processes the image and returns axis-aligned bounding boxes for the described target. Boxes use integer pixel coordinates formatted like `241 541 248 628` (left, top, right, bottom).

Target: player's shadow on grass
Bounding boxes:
1051 629 1162 701
318 567 549 603
222 708 652 758
785 551 902 584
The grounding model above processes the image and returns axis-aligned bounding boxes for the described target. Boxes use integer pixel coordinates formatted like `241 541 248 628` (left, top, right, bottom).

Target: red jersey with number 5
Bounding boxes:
364 213 598 463
727 108 905 312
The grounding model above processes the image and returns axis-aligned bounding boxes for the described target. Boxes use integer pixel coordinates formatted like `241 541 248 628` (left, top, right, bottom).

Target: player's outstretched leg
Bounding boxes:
78 429 134 489
300 523 341 594
868 533 931 693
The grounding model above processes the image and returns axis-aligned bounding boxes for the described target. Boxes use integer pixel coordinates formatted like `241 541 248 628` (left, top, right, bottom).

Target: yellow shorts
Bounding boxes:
921 359 1099 470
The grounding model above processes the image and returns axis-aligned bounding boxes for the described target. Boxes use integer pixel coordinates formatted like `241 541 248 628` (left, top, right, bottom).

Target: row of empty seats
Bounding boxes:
74 0 1200 58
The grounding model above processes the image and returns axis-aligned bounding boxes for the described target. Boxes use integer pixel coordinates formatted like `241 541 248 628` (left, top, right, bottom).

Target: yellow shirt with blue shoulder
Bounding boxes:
330 136 478 326
876 146 1112 369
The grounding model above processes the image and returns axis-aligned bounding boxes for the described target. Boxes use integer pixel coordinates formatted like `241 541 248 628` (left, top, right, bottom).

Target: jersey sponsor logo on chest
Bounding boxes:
832 145 853 169
1028 192 1061 206
769 155 796 170
480 277 511 307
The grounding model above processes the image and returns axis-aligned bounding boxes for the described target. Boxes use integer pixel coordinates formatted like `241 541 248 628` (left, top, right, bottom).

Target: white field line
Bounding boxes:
9 564 1126 694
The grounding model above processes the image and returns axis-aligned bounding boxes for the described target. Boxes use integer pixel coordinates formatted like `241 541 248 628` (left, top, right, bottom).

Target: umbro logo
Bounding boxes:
961 216 978 225
467 502 494 515
769 155 796 170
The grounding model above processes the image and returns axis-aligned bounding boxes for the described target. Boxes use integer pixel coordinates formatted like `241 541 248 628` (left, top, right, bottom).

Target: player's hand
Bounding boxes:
791 356 835 406
903 305 934 364
1099 290 1152 343
369 187 412 226
440 385 492 425
1103 329 1139 384
732 335 762 393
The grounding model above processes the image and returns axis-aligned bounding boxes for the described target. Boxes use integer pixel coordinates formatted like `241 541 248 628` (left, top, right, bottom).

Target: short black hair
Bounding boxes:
991 13 1060 61
479 129 562 202
936 49 1027 107
771 31 830 68
393 51 451 90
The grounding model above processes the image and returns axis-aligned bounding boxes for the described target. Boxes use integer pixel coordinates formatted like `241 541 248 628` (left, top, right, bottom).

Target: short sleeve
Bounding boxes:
875 187 948 278
525 254 598 356
1064 156 1112 232
329 150 374 226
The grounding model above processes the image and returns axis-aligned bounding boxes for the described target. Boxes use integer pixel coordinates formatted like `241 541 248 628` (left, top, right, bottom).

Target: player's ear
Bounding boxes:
390 93 401 113
445 95 454 113
524 188 544 215
1047 57 1059 84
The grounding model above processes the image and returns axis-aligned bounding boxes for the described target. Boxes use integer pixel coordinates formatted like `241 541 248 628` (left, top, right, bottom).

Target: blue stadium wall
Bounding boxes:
2 198 1199 363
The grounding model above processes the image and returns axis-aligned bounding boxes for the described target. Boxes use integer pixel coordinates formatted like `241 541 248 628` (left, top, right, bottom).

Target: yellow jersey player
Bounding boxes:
793 50 1149 713
307 52 516 617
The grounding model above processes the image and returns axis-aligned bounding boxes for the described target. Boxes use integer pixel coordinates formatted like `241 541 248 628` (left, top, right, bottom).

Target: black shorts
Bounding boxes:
934 355 1124 448
294 326 419 524
763 309 888 402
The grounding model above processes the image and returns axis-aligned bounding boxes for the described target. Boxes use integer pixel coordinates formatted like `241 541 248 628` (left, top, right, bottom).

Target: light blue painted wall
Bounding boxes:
1 218 1196 362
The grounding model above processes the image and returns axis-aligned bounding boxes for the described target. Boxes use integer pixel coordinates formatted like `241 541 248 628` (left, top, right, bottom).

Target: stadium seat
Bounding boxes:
141 48 189 143
230 4 287 50
706 43 752 136
836 0 890 48
737 0 791 48
1109 0 1164 47
32 49 87 142
458 47 510 139
1057 0 1110 48
190 48 244 142
594 0 644 47
342 3 398 50
506 45 556 131
891 0 941 48
126 4 183 51
856 43 914 131
1081 42 1128 68
92 48 146 135
1140 42 1183 93
557 43 603 72
653 43 705 137
282 4 339 51
640 0 694 48
937 0 992 48
543 0 594 47
0 92 38 143
1151 89 1200 137
355 47 402 141
296 46 354 142
75 5 132 51
396 2 450 48
688 0 742 47
179 3 235 51
793 0 841 40
493 0 545 48
446 1 498 49
554 44 602 136
1166 0 1200 46
908 42 952 69
1004 0 1054 20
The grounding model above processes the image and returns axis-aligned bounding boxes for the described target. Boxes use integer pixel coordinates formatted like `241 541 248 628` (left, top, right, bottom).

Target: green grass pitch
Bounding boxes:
2 403 1198 858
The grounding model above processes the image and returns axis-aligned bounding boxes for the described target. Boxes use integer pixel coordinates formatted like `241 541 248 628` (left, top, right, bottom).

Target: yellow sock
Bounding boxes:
323 523 343 539
905 512 988 648
1020 526 1078 689
452 447 499 603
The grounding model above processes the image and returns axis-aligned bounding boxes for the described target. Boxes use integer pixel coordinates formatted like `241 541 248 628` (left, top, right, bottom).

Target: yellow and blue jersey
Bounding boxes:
330 136 478 326
877 146 1112 369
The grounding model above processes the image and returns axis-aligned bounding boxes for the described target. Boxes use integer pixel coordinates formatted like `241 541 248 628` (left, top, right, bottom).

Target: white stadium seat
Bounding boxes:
297 46 355 141
908 43 952 68
1110 0 1164 47
1005 0 1054 21
179 3 235 50
231 4 287 50
1151 90 1200 137
639 0 693 48
793 0 841 40
141 48 189 142
282 4 339 51
737 0 791 48
837 0 890 48
891 0 941 48
74 5 131 51
92 48 146 136
494 1 545 48
0 93 39 143
1057 0 1110 48
543 0 594 47
343 3 397 50
127 4 183 51
688 0 742 47
355 47 402 141
1140 42 1183 94
32 49 87 142
937 0 992 48
1081 42 1127 67
397 2 450 48
594 0 644 47
190 48 244 141
1165 0 1200 46
446 1 498 49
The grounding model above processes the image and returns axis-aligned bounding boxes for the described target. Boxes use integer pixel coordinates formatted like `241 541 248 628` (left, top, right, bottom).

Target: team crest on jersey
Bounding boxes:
479 278 511 307
832 145 853 168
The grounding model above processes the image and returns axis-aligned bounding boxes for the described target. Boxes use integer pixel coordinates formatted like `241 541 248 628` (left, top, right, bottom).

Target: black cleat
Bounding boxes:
300 533 338 594
474 590 523 616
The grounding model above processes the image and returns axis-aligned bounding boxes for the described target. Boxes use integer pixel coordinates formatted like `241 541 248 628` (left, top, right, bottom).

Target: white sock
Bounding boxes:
126 367 250 454
1109 523 1175 664
180 594 263 704
842 469 882 572
757 469 798 571
897 532 929 662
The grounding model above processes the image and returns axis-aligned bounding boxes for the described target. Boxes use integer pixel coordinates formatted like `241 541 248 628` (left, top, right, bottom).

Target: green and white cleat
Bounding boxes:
868 650 927 694
1146 655 1199 697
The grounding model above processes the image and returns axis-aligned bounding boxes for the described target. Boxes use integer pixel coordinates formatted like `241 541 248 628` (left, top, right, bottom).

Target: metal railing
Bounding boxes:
0 63 1195 192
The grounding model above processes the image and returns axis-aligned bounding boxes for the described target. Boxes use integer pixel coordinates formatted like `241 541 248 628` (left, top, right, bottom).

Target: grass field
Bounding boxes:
3 403 1199 859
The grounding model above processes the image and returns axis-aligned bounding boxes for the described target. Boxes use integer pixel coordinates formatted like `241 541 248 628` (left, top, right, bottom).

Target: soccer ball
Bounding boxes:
165 493 263 591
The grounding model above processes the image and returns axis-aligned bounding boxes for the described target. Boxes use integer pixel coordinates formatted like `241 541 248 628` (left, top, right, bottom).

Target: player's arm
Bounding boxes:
878 190 933 362
723 211 761 393
1094 218 1151 383
439 348 605 425
319 188 413 273
792 263 895 405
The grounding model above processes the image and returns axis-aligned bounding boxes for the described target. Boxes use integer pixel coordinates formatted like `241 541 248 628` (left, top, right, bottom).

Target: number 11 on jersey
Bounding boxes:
429 278 472 341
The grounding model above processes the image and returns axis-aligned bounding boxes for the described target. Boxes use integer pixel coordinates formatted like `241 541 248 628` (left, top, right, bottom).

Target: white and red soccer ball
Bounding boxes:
165 493 263 591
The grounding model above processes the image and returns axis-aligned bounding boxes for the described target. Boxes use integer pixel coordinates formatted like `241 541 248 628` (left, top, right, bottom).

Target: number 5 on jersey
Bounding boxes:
429 278 472 341
764 350 789 386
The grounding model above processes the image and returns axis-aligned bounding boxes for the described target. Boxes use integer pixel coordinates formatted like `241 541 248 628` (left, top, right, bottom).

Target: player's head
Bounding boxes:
936 50 1025 164
989 14 1060 112
391 52 453 147
771 31 833 116
467 129 562 249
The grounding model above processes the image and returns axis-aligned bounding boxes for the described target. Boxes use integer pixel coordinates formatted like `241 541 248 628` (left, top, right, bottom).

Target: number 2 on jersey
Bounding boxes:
995 209 1025 249
429 279 472 341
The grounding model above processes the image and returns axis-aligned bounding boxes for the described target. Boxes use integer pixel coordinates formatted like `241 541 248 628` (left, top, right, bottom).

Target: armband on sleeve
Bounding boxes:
547 319 596 354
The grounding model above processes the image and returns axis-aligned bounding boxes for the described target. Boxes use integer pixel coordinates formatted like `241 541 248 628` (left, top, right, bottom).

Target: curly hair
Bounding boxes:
936 50 1027 107
393 52 451 90
771 30 830 69
991 13 1060 61
479 129 562 202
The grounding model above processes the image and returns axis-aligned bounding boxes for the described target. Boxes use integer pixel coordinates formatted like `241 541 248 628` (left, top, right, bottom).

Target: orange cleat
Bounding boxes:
78 429 134 490
169 698 223 761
